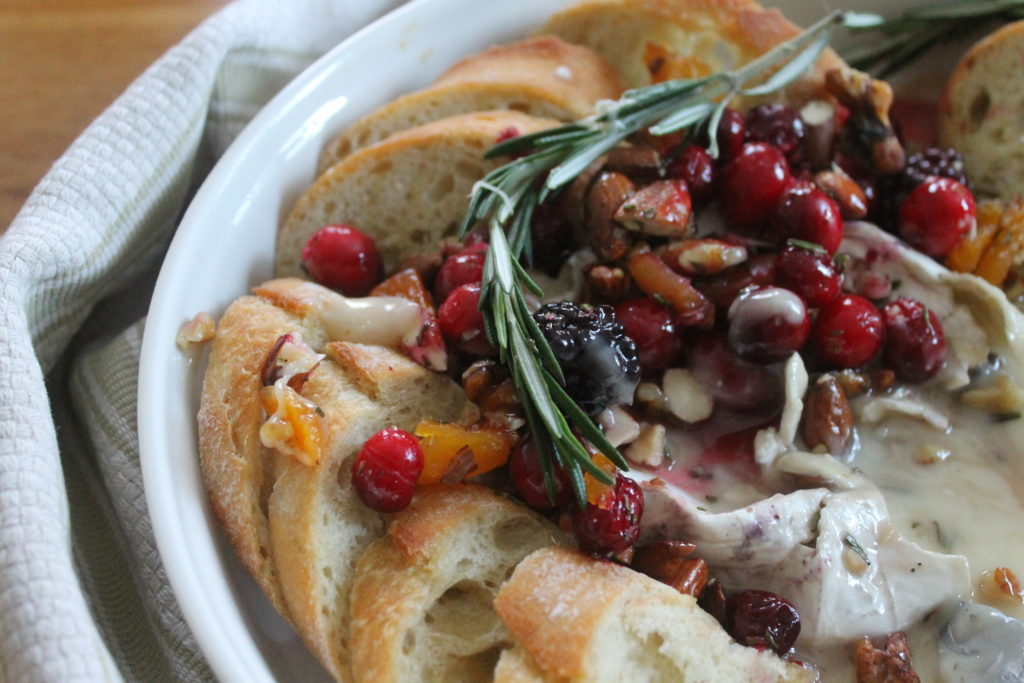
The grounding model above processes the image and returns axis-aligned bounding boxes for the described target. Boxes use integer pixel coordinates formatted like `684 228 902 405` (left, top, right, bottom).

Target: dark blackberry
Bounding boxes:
745 104 806 169
534 301 640 414
903 147 970 190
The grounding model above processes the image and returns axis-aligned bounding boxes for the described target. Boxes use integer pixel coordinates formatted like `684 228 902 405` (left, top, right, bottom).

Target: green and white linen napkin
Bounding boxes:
0 1 401 680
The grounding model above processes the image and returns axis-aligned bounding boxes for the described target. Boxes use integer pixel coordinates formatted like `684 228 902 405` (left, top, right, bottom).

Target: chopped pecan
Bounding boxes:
801 374 854 456
440 446 478 484
585 171 636 261
462 360 507 403
461 361 522 429
584 263 634 303
632 540 708 598
814 167 868 220
853 632 920 683
826 68 905 176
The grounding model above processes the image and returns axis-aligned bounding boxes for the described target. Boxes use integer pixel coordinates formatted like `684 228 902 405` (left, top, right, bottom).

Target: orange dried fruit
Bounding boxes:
585 452 618 509
946 199 1002 274
259 383 324 467
370 267 435 310
414 419 516 484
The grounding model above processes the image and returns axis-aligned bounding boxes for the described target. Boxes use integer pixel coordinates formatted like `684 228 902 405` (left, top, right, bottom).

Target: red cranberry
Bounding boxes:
774 244 842 307
727 286 809 364
301 224 383 297
898 177 976 258
881 298 947 382
435 252 485 301
614 298 682 374
810 294 884 369
572 475 644 556
715 108 746 160
769 182 843 255
667 144 715 207
745 104 807 167
688 331 783 413
508 437 574 509
721 143 791 234
437 283 495 356
727 589 801 655
351 427 423 513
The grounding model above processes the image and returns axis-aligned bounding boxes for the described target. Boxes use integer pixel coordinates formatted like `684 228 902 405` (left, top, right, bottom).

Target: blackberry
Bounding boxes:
903 147 970 190
534 301 640 414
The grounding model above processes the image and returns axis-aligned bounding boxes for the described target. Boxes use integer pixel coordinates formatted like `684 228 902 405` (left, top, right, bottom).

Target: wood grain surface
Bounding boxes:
0 0 231 232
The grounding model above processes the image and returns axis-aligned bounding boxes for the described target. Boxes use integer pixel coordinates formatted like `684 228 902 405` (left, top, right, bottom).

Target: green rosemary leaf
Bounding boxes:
513 290 565 384
546 131 632 191
905 0 1024 20
741 32 831 96
521 398 559 505
648 101 717 136
704 95 734 159
544 372 629 471
511 257 544 298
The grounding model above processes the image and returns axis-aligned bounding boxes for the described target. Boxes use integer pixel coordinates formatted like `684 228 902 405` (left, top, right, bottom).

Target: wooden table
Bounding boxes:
0 0 232 232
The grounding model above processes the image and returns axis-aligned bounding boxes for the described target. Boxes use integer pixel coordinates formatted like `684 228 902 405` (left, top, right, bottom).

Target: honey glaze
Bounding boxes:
629 222 1024 681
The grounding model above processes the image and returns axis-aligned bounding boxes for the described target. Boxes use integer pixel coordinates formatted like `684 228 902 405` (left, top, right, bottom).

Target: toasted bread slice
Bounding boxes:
940 20 1024 199
493 547 814 683
198 278 476 682
276 110 561 279
348 485 568 682
317 36 623 173
536 0 845 105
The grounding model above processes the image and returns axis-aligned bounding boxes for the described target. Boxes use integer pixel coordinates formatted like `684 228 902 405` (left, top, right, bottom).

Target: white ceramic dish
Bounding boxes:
138 0 961 680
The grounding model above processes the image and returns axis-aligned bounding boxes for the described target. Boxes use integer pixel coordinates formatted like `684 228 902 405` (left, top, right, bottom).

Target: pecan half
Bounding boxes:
853 632 920 683
814 167 868 220
802 374 854 456
632 540 708 597
826 68 905 176
584 263 633 303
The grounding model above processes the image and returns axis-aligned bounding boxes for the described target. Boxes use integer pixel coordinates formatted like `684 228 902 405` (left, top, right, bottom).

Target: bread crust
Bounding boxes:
276 110 562 279
537 0 846 106
317 36 623 173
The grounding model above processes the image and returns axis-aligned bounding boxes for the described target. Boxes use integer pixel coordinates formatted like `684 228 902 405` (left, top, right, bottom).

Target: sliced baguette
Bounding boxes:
536 0 845 105
276 110 561 279
940 20 1024 199
317 36 623 173
348 485 568 683
198 277 476 682
493 547 814 683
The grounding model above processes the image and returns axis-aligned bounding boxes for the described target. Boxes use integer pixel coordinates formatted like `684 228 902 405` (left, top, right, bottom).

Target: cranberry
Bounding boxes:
774 244 842 307
898 177 976 258
810 294 884 369
769 182 843 255
614 298 682 374
727 286 809 364
667 144 715 207
301 224 383 297
351 427 423 513
745 104 806 168
437 282 495 356
727 589 801 655
572 475 644 556
881 298 947 382
688 331 783 413
435 252 485 301
508 437 574 509
721 143 791 234
715 108 746 160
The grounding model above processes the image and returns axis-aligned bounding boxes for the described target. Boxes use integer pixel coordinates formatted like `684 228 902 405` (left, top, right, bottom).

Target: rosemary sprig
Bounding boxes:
843 0 1024 76
458 11 848 506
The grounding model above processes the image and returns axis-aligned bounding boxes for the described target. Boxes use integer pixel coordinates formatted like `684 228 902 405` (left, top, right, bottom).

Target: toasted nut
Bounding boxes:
814 167 868 220
914 442 951 465
605 145 663 179
662 368 714 423
628 251 712 320
462 360 506 403
584 263 633 303
802 374 854 456
826 67 906 176
615 179 694 238
635 381 664 405
598 405 641 448
562 156 607 235
978 567 1024 607
663 239 747 276
801 99 837 170
843 546 870 576
625 423 667 467
853 632 920 683
176 311 216 350
961 373 1024 414
871 368 896 393
632 540 708 597
835 369 871 398
585 172 635 261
